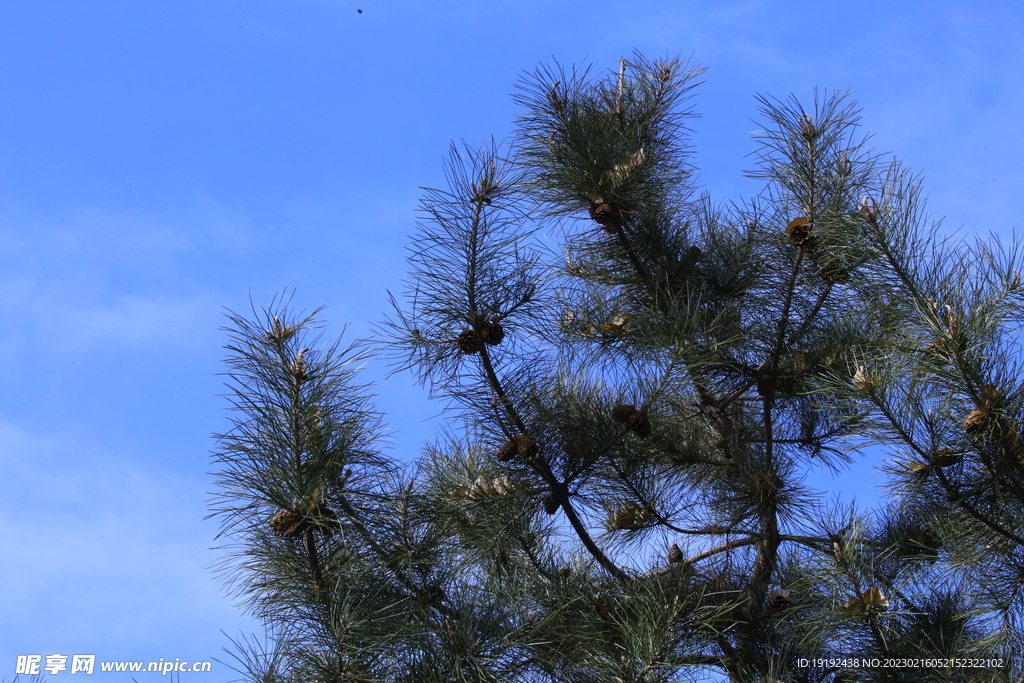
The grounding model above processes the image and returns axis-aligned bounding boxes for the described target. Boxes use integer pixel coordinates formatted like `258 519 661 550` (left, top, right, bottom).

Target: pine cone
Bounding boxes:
543 493 560 515
837 151 852 177
860 196 877 220
626 411 652 437
266 316 296 342
513 434 538 457
613 404 638 423
784 217 813 246
269 509 307 539
754 361 776 397
607 505 636 530
964 408 989 434
853 365 880 393
845 586 888 612
496 434 538 462
1007 429 1024 463
634 506 655 525
457 330 484 354
929 448 960 467
750 471 784 500
466 475 492 499
593 595 615 620
799 113 815 139
668 543 684 564
607 504 654 530
480 321 505 346
289 348 310 380
590 203 619 227
767 588 792 613
496 441 518 462
981 383 1003 408
756 375 776 398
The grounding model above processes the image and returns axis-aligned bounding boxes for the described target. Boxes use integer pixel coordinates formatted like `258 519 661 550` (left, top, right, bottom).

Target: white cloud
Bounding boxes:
0 419 259 665
0 202 252 362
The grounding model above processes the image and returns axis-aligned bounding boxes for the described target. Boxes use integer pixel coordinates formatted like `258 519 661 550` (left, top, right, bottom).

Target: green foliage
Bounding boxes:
210 54 1024 682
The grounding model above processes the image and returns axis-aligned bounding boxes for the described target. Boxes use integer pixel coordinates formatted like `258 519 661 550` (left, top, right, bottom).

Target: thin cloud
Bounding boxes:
0 418 256 656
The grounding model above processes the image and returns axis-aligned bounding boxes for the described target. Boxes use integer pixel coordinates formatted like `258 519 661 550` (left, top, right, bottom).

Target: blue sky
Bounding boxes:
1 1 1022 680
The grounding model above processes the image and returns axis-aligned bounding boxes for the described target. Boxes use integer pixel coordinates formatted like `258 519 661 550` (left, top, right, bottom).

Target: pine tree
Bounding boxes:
209 53 1023 682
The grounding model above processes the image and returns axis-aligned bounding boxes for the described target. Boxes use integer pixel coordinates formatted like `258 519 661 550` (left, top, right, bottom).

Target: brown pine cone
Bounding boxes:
964 408 989 434
929 449 961 467
496 441 518 462
480 321 505 345
269 509 307 539
756 375 776 397
593 595 615 620
767 588 792 613
458 329 485 356
607 505 637 530
668 543 683 564
513 434 538 457
457 330 484 354
613 404 638 423
626 412 652 437
493 440 516 462
785 217 813 246
497 433 538 461
543 493 559 515
590 202 619 227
